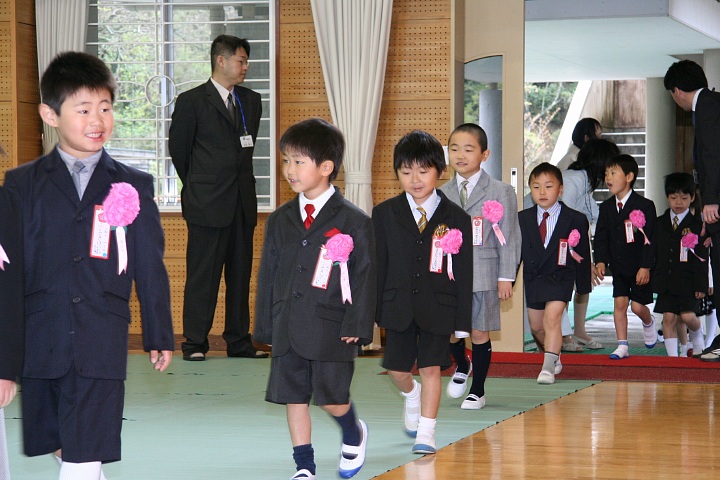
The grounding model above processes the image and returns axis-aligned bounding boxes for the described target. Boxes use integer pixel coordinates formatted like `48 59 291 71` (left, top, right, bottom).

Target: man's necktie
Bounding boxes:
417 206 428 233
617 201 623 212
673 216 679 231
72 160 86 198
304 203 315 230
539 211 550 244
460 180 469 208
227 93 236 126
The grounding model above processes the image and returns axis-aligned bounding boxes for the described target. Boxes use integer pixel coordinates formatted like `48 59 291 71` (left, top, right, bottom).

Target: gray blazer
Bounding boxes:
439 170 521 292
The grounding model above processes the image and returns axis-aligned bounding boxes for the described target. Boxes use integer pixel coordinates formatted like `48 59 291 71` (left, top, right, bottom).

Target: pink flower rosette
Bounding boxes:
437 226 463 281
102 182 140 274
567 229 584 263
482 200 506 245
681 232 706 262
325 232 354 304
629 209 651 245
0 240 9 271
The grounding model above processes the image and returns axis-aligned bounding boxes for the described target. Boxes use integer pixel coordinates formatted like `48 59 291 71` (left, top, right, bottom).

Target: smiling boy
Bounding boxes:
594 154 657 359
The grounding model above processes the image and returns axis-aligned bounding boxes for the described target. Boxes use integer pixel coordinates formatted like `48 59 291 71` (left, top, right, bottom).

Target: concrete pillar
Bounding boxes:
704 49 720 91
645 77 676 214
478 86 503 181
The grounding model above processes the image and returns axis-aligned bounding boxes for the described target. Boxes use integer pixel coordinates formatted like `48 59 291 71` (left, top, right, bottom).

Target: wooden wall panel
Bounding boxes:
0 24 11 102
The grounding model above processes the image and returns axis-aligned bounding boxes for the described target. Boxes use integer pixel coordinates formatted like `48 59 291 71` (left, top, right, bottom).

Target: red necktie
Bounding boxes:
617 201 623 211
539 211 550 244
304 203 315 229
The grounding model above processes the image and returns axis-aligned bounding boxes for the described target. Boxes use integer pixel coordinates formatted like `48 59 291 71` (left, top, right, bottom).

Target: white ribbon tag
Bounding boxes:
472 216 484 246
115 227 128 274
429 237 444 273
624 219 635 243
311 246 333 289
90 205 111 260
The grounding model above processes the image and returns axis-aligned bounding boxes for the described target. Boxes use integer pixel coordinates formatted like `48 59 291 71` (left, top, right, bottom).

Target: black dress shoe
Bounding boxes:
227 350 269 358
183 352 206 361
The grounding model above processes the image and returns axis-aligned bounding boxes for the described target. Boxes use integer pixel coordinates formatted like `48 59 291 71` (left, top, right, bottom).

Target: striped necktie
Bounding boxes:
539 211 550 244
417 206 428 233
460 180 469 208
672 216 679 231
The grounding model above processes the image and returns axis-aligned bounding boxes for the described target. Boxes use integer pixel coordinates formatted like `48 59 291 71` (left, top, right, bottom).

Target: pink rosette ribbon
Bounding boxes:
102 182 140 274
325 233 354 304
567 229 584 263
629 209 651 245
439 228 463 281
0 242 9 271
681 232 706 262
482 200 506 245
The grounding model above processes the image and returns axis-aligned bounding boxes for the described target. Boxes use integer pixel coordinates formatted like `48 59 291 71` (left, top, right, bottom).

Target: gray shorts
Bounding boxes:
471 290 501 332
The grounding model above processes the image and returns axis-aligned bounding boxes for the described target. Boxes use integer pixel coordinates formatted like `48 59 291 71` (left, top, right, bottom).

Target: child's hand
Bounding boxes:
150 350 173 372
595 263 606 280
695 291 706 299
0 379 17 408
591 264 602 287
636 268 650 285
704 236 713 248
710 287 715 296
341 337 359 344
497 281 513 300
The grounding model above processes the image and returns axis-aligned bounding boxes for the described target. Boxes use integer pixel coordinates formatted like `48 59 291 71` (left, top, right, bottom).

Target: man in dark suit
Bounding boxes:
169 34 265 360
665 59 720 360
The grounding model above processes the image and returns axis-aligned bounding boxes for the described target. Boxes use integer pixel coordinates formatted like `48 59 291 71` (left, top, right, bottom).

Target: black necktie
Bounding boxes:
227 93 236 127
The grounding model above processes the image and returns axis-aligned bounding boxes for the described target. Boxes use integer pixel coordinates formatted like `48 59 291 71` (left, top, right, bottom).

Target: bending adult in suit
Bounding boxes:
170 34 265 360
665 59 720 358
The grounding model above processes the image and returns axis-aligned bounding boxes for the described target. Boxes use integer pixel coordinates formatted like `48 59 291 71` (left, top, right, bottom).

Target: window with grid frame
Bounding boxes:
86 0 275 211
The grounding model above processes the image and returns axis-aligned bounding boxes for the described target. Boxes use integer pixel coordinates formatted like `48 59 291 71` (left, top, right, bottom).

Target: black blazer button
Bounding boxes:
75 215 83 222
416 256 422 262
302 240 308 246
412 289 420 294
72 297 82 304
414 273 421 278
416 239 423 245
73 255 82 262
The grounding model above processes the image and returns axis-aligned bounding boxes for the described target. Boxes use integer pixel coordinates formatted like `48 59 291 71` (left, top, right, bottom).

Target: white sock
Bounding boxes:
664 338 678 357
706 311 718 349
542 352 558 373
401 379 421 401
416 416 436 443
59 461 102 480
679 342 689 357
690 328 705 355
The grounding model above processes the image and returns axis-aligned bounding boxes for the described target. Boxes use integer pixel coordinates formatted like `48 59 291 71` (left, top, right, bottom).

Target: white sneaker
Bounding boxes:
412 432 436 454
403 381 421 437
554 358 562 375
537 370 555 384
609 345 630 359
460 394 485 410
446 363 472 399
643 319 658 348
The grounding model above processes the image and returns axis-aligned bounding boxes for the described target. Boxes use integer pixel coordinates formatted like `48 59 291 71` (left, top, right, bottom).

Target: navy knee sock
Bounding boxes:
292 444 316 475
468 340 492 398
333 403 361 446
449 339 470 374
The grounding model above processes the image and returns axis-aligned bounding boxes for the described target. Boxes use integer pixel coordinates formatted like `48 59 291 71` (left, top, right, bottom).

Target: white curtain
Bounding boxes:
310 0 393 215
36 0 90 153
310 0 393 351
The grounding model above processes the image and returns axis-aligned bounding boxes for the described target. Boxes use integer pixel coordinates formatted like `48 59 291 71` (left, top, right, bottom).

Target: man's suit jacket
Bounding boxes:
169 80 262 228
519 203 592 304
439 171 521 292
695 88 720 209
651 210 708 296
594 191 656 277
4 148 174 380
254 188 376 362
0 187 24 382
373 191 472 335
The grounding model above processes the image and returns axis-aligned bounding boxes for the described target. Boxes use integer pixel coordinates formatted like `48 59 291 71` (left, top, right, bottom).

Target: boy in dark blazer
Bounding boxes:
4 52 174 479
595 154 657 359
0 185 23 478
439 123 521 410
373 131 472 454
652 173 707 356
254 118 375 480
520 163 591 385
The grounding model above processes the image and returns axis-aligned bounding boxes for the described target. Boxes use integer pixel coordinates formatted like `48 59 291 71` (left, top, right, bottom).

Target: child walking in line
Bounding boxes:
254 118 376 480
439 123 521 409
594 154 658 359
651 173 707 357
519 163 592 384
373 130 472 453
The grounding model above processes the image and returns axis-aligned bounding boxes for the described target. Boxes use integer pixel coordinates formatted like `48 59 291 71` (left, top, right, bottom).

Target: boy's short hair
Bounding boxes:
664 59 708 93
606 154 639 188
279 118 344 181
393 130 446 176
528 162 563 186
664 172 696 197
571 118 601 149
211 34 251 71
449 123 488 151
40 52 116 114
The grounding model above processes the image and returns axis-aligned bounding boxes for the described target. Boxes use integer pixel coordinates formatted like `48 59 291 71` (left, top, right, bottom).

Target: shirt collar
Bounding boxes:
616 190 632 207
537 201 561 220
673 209 689 224
407 189 440 220
57 147 103 173
692 88 703 112
211 77 233 104
300 185 335 218
456 169 482 192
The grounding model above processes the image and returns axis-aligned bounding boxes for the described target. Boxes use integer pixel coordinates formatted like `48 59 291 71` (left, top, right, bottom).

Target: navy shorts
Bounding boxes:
612 273 653 305
382 322 451 371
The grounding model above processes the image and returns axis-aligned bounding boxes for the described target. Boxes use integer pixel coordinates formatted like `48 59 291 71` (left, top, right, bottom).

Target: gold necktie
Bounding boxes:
460 180 469 208
417 206 428 233
672 216 679 231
